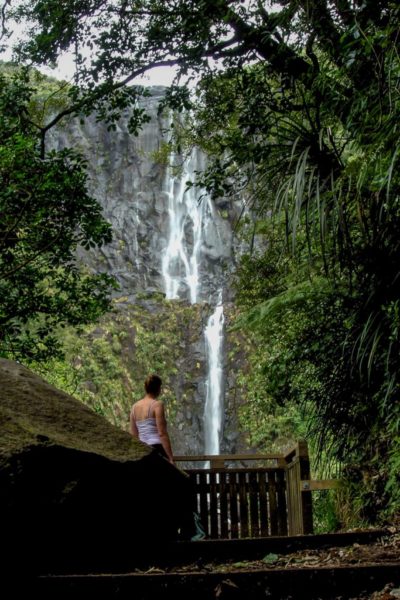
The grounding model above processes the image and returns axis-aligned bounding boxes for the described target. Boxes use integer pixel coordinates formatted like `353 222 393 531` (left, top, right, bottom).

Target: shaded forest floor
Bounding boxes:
132 529 400 599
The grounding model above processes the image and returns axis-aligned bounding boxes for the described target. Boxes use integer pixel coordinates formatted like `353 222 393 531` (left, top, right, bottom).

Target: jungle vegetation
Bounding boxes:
0 64 116 360
1 1 399 523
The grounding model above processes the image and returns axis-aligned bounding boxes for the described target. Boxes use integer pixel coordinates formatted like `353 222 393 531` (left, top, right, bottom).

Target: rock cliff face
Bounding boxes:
49 87 240 304
48 88 249 456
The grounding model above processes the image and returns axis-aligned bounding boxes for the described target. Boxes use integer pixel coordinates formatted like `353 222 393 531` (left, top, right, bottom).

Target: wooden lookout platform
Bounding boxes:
175 441 337 539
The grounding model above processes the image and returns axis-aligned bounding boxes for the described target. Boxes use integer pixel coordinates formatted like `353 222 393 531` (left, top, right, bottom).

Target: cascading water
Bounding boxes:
161 147 225 453
161 149 211 304
204 298 225 455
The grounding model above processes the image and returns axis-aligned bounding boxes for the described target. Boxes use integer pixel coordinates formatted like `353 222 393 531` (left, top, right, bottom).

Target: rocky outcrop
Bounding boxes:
49 88 241 304
0 358 191 575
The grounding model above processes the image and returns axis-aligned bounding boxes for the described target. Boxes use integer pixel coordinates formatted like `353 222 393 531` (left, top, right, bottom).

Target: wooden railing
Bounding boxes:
174 441 338 539
284 440 313 535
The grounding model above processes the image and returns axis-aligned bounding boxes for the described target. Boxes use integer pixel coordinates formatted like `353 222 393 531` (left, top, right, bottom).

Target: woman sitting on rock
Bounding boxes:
129 374 174 465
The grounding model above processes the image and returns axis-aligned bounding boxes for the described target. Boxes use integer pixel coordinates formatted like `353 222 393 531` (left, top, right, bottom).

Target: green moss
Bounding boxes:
31 299 203 430
0 358 149 463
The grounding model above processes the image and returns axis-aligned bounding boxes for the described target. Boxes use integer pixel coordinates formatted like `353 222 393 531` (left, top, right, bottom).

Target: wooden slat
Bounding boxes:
174 453 284 462
268 471 278 536
286 463 294 535
301 479 339 491
258 471 269 537
219 472 229 539
294 464 300 534
209 471 218 539
238 471 249 539
276 469 288 536
287 461 300 535
191 472 200 514
299 449 313 535
210 458 225 469
228 471 239 539
197 471 209 538
283 440 310 462
284 440 314 535
249 471 259 538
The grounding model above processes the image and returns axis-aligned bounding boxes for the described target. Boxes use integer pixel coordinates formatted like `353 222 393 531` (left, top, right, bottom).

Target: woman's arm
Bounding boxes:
154 401 174 464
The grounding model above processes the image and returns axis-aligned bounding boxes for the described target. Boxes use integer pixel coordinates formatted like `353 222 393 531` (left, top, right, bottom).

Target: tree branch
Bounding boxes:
0 0 10 42
298 0 343 66
306 33 320 74
40 57 180 134
0 230 65 279
224 7 313 81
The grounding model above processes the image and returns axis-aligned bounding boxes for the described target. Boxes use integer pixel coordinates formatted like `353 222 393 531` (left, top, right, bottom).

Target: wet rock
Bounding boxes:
49 89 242 304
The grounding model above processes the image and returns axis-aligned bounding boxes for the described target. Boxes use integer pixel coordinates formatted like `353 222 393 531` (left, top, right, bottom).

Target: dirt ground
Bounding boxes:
134 529 400 599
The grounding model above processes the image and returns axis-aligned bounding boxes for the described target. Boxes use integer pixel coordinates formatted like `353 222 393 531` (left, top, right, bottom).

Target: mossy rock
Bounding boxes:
0 359 191 575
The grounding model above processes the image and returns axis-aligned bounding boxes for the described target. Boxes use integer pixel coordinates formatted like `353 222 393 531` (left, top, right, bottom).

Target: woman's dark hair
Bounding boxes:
144 374 162 397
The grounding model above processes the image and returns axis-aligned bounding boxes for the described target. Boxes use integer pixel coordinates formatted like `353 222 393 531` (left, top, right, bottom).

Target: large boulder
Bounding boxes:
0 359 191 575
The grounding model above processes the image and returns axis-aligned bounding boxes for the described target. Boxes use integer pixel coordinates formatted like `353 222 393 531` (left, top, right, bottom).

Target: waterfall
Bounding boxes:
161 147 225 454
204 299 225 455
161 149 211 304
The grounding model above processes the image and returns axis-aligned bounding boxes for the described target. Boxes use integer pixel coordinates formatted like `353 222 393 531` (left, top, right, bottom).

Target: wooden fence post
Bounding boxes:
285 440 313 535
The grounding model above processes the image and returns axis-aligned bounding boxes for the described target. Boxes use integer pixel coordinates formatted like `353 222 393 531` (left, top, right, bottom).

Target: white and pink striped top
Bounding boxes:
131 400 161 446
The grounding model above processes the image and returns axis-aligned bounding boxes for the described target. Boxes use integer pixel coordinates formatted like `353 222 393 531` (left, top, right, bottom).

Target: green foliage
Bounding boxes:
3 0 400 522
224 302 307 454
312 491 342 534
32 299 204 429
191 6 400 522
233 227 400 521
0 67 116 360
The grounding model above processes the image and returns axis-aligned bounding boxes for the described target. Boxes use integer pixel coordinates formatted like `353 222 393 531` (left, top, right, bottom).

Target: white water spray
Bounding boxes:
161 149 211 304
204 298 225 455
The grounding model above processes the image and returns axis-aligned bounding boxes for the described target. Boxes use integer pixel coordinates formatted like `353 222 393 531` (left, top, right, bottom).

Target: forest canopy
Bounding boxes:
0 65 116 360
1 1 399 521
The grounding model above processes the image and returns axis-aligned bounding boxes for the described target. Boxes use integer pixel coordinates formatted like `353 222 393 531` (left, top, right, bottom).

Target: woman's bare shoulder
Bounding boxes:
134 396 147 405
131 398 144 411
